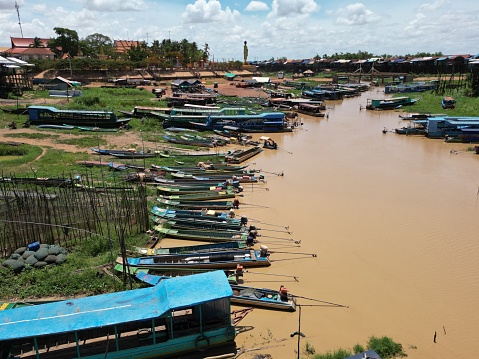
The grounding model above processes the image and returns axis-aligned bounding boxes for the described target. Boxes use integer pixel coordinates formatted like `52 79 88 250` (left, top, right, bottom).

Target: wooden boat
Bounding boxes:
157 198 236 210
75 160 126 169
132 241 248 256
365 96 419 110
27 106 131 128
151 206 238 221
155 177 230 188
157 190 236 201
110 151 158 159
442 96 456 109
157 227 248 242
163 134 215 148
153 217 246 232
225 146 263 164
230 284 297 311
0 271 236 359
76 126 118 132
122 247 270 269
37 124 76 130
114 263 242 285
296 103 325 117
394 126 426 135
157 185 233 195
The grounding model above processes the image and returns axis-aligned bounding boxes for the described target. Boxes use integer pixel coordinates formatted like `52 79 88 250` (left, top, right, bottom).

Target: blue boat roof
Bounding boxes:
0 270 231 341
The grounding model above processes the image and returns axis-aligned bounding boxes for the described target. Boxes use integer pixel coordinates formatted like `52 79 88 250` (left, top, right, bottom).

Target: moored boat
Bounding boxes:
230 284 297 312
157 227 248 242
27 106 131 128
0 271 236 359
122 247 270 269
365 96 419 110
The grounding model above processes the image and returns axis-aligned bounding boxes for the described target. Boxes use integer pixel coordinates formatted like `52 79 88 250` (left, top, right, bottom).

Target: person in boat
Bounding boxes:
279 285 289 301
246 234 256 246
240 216 248 226
229 208 236 218
233 199 240 209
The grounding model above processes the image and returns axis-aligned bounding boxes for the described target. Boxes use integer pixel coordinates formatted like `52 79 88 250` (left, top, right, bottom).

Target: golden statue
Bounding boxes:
243 41 248 64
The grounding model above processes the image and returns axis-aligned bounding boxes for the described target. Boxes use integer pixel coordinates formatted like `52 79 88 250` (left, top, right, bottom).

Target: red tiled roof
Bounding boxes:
7 47 55 55
11 37 50 48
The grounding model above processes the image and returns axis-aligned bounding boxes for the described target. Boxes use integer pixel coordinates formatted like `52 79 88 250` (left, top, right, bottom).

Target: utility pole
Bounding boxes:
15 1 23 37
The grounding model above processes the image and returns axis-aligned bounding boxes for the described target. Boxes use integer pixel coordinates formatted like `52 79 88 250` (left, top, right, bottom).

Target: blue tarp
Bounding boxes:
0 270 232 341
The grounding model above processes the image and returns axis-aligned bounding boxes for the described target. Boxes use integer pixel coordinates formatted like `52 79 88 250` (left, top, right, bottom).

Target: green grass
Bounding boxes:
0 144 43 170
399 89 479 116
3 132 59 140
56 135 108 148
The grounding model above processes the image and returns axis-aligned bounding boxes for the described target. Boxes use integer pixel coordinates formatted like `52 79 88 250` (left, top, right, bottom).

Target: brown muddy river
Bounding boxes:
221 88 479 358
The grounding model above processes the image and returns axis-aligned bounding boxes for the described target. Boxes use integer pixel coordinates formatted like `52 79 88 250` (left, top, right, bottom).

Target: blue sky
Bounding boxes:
1 0 478 60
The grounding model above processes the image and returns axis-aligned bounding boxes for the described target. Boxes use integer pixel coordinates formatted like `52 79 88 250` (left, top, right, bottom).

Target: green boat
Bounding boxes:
159 189 236 201
157 227 248 242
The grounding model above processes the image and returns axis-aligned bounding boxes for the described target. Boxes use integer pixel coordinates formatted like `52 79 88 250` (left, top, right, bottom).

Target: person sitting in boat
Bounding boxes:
233 199 240 209
235 264 244 278
279 285 289 301
240 216 248 226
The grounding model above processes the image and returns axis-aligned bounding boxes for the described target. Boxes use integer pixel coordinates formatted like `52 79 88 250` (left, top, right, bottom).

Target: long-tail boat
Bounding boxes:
157 190 236 201
132 241 248 256
230 284 297 312
120 247 270 270
156 227 248 242
157 198 236 210
152 217 246 232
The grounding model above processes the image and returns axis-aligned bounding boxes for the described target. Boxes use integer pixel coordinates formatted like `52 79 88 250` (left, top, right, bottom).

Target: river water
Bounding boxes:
224 89 479 358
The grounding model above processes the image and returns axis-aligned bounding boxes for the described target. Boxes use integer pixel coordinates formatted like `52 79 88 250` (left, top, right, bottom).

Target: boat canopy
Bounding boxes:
0 270 232 341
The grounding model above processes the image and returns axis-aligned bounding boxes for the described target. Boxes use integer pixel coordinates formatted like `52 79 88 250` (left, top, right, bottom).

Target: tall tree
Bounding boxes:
81 33 113 58
48 27 80 57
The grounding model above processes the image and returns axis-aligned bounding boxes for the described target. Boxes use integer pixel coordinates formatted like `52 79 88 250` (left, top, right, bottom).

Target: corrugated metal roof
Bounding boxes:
0 270 232 341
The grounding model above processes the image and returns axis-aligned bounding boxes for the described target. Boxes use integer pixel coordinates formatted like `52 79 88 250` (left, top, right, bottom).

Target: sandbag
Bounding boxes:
33 261 48 268
25 255 38 266
13 258 25 273
44 255 57 264
22 250 35 259
2 259 17 268
34 248 49 261
10 253 21 260
48 246 62 255
55 254 67 264
14 247 27 255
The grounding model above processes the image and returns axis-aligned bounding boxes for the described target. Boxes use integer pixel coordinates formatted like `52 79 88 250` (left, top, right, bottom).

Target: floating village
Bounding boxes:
1 37 479 359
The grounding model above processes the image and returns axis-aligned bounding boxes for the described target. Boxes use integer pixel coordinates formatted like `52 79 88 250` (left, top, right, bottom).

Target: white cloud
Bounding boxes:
182 0 240 24
82 0 146 12
418 0 448 11
336 3 380 26
269 0 319 18
245 1 269 12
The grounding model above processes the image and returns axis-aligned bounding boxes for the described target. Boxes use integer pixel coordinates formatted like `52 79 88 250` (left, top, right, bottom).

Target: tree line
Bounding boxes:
29 27 209 69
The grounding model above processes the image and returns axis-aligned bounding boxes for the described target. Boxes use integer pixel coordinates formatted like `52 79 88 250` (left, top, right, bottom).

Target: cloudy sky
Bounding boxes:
0 0 478 60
